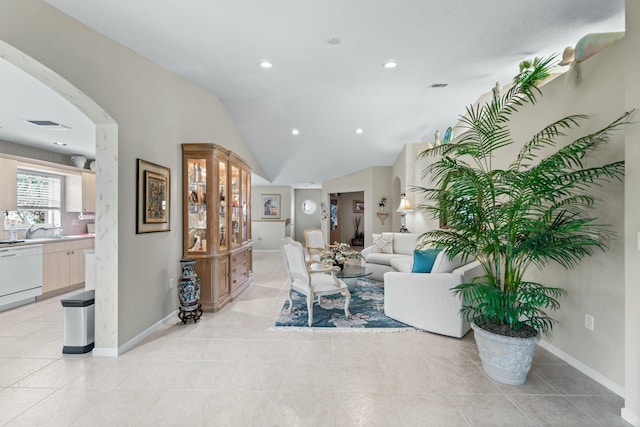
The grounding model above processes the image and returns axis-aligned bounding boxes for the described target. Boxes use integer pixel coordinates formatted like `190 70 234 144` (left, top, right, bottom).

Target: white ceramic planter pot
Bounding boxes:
471 323 540 385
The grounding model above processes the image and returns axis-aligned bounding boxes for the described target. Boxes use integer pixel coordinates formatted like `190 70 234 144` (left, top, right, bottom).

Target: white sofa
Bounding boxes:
384 261 483 338
361 232 482 338
360 232 419 281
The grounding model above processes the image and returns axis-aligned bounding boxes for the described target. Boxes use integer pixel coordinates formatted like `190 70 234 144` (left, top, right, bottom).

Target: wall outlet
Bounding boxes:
169 277 174 290
585 314 595 331
72 219 79 226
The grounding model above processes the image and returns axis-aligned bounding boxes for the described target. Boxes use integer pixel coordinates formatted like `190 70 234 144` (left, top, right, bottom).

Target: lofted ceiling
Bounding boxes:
3 1 626 186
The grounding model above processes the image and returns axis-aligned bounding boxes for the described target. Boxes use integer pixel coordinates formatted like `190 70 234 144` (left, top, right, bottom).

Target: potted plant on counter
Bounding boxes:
413 55 631 385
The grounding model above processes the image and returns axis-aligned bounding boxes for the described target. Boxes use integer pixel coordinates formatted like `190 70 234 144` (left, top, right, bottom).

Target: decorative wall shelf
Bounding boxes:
376 212 389 225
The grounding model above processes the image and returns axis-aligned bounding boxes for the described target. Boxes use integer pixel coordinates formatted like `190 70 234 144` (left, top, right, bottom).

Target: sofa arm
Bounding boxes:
383 271 470 338
361 245 375 257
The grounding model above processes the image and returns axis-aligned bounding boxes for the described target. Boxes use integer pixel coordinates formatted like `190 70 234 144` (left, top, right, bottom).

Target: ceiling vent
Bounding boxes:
24 120 70 129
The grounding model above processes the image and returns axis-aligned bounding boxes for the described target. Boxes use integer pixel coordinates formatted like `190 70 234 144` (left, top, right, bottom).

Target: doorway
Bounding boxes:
329 194 340 244
0 40 119 355
329 191 365 247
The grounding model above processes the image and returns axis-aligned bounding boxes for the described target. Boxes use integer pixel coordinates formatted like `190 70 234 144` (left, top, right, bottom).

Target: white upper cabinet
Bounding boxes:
0 158 17 210
65 172 96 213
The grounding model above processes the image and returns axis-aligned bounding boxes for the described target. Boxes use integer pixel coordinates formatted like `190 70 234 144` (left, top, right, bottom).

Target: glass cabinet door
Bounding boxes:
230 165 241 247
186 158 207 253
218 160 227 251
241 170 249 243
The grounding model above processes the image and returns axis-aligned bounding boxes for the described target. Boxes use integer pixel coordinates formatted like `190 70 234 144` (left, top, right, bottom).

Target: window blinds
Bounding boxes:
16 171 62 209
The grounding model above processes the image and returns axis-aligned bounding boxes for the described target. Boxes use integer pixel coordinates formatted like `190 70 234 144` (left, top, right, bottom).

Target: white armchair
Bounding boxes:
303 227 328 263
281 237 351 326
383 261 483 338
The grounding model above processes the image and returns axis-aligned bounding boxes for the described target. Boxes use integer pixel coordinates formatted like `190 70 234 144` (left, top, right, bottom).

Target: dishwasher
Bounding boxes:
0 244 43 311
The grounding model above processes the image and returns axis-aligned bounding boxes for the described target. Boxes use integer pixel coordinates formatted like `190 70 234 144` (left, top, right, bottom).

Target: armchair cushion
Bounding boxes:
411 249 441 273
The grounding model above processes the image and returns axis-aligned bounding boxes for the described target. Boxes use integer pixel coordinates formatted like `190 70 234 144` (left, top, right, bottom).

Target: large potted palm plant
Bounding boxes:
414 56 630 385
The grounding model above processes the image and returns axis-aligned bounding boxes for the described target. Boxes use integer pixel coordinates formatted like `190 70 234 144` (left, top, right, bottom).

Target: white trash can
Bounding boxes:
61 290 95 354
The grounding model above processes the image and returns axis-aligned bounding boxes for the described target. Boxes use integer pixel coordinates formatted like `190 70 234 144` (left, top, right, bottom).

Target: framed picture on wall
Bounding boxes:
136 159 171 233
261 194 281 219
353 200 365 213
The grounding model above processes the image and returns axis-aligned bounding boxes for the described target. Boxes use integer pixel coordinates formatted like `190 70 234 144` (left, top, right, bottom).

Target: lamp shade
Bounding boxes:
397 196 413 212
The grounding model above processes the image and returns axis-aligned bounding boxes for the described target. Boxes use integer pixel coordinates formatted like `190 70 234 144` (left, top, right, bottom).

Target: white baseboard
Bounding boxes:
92 347 118 357
92 309 178 357
538 339 624 397
622 407 640 426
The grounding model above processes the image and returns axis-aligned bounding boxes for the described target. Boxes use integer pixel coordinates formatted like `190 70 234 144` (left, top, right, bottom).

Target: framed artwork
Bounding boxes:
137 159 171 233
261 194 281 219
353 200 365 213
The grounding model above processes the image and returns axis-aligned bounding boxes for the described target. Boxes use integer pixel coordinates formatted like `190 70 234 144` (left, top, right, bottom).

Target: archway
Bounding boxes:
0 40 119 355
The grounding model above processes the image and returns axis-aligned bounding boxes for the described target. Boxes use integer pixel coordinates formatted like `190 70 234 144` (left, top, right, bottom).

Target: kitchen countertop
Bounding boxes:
0 234 95 247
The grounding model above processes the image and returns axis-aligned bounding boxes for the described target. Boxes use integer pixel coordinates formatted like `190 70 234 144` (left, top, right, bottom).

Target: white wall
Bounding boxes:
394 33 630 397
322 166 391 248
251 221 286 251
0 0 264 349
411 143 442 234
625 1 640 424
294 188 322 244
477 42 627 389
396 142 442 236
251 185 293 250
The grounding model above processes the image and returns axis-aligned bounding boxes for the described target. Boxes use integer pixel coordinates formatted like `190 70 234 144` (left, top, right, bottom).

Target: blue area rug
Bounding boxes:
274 279 412 329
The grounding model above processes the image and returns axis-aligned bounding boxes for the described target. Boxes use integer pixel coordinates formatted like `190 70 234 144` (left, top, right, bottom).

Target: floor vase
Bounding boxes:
178 258 203 323
471 323 540 385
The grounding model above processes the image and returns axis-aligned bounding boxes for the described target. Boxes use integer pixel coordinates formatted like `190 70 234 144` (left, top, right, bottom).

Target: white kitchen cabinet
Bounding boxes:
43 239 94 294
65 172 96 213
0 158 17 210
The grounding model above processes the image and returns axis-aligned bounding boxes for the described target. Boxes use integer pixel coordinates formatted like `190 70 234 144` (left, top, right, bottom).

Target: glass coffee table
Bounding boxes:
335 264 373 292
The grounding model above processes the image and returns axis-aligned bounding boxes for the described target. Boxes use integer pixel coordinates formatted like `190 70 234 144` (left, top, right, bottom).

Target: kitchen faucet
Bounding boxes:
25 224 56 239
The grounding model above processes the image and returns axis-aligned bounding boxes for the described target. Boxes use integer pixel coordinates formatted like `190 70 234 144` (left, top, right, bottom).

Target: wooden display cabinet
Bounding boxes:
182 144 253 311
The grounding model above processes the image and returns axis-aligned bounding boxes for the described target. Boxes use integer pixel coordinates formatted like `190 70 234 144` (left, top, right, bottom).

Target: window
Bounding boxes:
4 170 62 228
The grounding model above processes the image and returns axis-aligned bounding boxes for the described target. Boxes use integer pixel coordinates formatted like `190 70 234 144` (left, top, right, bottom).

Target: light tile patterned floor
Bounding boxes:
0 251 631 426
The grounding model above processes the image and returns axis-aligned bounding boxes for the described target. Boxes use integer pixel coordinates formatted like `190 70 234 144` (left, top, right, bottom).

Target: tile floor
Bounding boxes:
0 251 631 426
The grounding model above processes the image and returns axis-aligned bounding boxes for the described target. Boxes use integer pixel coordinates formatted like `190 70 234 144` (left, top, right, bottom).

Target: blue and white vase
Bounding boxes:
178 258 200 308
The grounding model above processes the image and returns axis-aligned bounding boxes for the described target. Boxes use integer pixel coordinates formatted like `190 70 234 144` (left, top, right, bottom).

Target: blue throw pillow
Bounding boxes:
411 249 441 273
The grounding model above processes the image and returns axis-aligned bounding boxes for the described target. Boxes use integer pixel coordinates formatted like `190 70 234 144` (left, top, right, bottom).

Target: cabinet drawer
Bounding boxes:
231 264 247 279
230 251 249 268
43 239 93 254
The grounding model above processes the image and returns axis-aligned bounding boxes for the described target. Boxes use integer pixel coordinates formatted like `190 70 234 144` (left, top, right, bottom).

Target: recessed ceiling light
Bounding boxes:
53 142 67 146
429 83 448 88
356 128 364 134
327 38 341 45
291 128 300 135
383 61 397 69
259 61 273 69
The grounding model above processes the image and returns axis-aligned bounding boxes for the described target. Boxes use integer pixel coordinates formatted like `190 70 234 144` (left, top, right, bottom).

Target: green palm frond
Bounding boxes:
415 54 633 337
